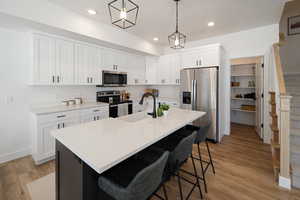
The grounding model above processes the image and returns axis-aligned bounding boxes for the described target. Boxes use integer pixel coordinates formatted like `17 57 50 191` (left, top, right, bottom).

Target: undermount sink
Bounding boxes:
120 112 151 123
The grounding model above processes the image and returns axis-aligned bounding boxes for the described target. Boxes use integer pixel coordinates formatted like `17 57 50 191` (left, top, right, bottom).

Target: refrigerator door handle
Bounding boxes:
193 80 197 110
191 80 194 110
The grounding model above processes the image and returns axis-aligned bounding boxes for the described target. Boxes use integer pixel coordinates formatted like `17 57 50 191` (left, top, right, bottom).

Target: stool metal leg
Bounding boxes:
191 155 203 199
162 184 168 200
197 143 208 193
206 141 215 174
177 171 184 200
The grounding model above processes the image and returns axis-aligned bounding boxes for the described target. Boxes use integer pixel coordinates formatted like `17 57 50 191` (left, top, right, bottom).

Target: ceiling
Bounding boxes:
49 0 285 46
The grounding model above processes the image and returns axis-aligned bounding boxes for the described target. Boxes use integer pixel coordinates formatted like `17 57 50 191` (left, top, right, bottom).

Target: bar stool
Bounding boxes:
177 124 216 193
98 151 169 200
152 130 203 200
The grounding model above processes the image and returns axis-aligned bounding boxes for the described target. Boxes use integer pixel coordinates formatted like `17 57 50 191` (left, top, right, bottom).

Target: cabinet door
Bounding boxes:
56 39 75 84
102 48 116 71
61 118 80 128
170 54 182 85
157 55 171 84
75 44 89 84
33 34 56 84
145 57 158 85
181 51 199 68
39 122 59 157
87 46 102 85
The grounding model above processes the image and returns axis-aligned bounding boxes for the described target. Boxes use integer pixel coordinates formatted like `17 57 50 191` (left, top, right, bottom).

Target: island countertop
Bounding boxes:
52 108 206 174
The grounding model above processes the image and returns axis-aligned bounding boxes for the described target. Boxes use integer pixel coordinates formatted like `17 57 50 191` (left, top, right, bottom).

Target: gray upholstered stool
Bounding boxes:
177 124 216 193
98 151 169 200
152 130 203 200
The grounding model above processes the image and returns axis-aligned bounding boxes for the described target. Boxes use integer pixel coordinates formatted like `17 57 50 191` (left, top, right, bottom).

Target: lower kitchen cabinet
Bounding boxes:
31 105 109 165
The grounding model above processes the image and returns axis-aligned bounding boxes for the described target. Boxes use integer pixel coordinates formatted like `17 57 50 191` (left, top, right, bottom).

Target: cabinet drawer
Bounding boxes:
37 110 79 124
80 106 109 116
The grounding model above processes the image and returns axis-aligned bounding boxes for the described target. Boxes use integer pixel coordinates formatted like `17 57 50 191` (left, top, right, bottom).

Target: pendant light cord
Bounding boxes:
176 1 179 32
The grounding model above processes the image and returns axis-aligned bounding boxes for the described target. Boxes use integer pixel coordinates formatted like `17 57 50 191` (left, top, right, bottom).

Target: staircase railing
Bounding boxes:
269 43 292 189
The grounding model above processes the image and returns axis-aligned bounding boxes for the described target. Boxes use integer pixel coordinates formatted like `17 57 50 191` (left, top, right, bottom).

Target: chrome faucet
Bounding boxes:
139 92 157 118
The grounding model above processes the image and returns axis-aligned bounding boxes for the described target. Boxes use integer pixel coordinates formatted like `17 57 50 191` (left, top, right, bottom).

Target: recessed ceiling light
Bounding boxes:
153 37 159 41
208 22 215 27
88 9 97 15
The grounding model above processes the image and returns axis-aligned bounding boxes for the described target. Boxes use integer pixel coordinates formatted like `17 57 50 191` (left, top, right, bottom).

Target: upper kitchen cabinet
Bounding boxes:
156 54 181 85
127 54 146 85
169 53 182 85
145 56 159 85
181 44 221 68
75 44 102 85
32 34 56 85
32 34 75 85
55 39 75 85
102 48 128 72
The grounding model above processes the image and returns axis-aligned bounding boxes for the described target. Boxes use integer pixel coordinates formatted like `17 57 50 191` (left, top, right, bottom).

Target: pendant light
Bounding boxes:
168 0 186 49
108 0 139 29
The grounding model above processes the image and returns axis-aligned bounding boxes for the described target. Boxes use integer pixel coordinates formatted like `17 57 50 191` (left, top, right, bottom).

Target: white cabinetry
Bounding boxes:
80 107 109 123
156 54 181 85
145 56 158 85
55 39 75 84
33 34 56 85
31 105 109 165
33 34 75 85
127 54 146 85
102 48 128 72
181 44 221 68
75 44 102 85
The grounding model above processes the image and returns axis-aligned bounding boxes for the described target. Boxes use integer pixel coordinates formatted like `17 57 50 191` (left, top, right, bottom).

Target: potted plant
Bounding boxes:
160 104 170 116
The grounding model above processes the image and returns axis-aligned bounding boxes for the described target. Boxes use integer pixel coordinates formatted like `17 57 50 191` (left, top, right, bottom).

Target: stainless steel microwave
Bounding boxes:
102 70 127 87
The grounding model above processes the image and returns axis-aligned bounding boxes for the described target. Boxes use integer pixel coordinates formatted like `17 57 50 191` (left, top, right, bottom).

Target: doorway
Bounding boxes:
230 57 264 139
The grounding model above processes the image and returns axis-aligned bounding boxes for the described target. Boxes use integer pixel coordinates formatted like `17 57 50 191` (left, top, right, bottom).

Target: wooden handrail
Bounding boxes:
270 42 292 189
273 44 286 94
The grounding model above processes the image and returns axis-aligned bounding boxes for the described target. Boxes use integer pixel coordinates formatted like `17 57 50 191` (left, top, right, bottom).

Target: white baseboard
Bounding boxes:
0 147 32 164
279 176 291 190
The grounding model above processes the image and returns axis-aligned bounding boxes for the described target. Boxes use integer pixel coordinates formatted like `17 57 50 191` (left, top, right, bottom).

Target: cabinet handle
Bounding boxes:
94 117 96 121
91 78 93 83
93 110 100 112
57 115 66 118
87 77 89 83
97 116 100 120
196 60 198 66
57 76 60 83
52 76 55 83
62 123 65 128
198 59 202 66
58 124 60 129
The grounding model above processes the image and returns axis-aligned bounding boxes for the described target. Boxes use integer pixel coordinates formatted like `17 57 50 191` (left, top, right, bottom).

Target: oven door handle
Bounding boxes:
109 105 118 108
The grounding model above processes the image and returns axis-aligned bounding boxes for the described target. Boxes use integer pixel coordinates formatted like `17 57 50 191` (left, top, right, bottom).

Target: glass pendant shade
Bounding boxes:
168 0 186 49
108 0 139 29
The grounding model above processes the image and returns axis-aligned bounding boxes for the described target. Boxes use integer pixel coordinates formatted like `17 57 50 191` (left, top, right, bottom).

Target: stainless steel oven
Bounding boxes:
102 71 127 87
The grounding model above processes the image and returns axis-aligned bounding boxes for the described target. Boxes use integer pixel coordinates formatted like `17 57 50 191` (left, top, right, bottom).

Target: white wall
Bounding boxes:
280 0 300 74
0 0 162 56
164 24 279 58
0 27 146 163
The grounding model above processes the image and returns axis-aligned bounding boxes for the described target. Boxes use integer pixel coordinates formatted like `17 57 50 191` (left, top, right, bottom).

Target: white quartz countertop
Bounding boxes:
31 102 109 115
52 108 206 174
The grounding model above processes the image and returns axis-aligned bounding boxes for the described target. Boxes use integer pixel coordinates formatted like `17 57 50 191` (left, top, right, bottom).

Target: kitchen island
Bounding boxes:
52 108 206 200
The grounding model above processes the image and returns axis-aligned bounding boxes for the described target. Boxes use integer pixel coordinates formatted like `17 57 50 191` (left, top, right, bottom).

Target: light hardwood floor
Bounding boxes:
1 123 300 200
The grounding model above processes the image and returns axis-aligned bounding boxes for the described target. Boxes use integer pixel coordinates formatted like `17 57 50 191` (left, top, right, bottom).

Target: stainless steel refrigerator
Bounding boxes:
180 67 219 142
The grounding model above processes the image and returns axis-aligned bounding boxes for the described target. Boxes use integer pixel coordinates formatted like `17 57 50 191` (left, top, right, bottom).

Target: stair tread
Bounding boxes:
291 128 300 136
291 144 300 154
292 163 300 177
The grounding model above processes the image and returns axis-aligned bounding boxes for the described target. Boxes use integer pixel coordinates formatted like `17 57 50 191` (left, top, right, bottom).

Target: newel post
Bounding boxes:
279 94 292 189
